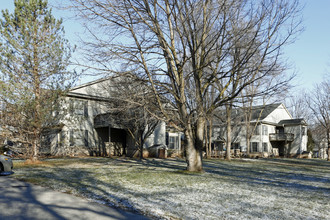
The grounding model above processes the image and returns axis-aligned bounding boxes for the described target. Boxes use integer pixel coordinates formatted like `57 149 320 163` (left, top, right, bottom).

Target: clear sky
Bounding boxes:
0 0 329 92
284 0 330 91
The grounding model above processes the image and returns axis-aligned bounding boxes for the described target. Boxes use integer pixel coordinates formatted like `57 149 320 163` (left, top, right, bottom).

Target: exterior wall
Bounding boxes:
48 97 103 156
221 124 277 153
260 124 272 153
212 124 273 153
262 104 292 124
245 124 275 153
144 121 166 148
313 138 328 159
284 125 307 154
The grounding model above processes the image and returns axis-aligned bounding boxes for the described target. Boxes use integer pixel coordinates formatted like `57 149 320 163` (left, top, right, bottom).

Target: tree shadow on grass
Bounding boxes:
202 159 330 194
10 157 330 219
24 166 186 219
1 176 148 220
110 158 330 193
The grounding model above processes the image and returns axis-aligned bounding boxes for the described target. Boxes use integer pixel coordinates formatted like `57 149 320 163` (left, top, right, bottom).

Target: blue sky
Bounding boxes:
0 0 329 92
284 0 330 91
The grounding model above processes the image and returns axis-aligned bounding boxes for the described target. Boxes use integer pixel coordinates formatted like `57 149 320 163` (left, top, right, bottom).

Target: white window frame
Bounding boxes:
262 125 268 135
250 142 259 152
262 142 268 152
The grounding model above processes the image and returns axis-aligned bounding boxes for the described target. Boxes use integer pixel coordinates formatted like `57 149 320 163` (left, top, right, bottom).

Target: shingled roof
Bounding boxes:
249 103 283 121
213 103 289 125
279 118 307 126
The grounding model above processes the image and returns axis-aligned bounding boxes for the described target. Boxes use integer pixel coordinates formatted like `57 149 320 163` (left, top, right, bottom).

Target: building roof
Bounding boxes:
213 103 283 124
70 77 113 91
279 118 307 126
212 103 307 127
249 103 283 121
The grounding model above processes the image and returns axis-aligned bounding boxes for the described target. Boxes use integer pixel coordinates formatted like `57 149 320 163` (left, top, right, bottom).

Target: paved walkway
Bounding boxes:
0 176 149 220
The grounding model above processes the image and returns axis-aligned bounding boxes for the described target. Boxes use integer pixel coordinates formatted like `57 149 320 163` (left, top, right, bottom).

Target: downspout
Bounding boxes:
299 125 302 156
282 124 288 157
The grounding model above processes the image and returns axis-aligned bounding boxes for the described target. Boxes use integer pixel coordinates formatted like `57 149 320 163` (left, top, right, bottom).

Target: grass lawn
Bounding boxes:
12 157 330 219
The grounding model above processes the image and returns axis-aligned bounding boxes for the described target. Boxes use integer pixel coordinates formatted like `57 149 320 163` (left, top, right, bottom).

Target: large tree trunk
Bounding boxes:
196 117 205 155
32 138 38 161
185 131 203 172
184 116 203 172
246 138 251 155
180 103 204 171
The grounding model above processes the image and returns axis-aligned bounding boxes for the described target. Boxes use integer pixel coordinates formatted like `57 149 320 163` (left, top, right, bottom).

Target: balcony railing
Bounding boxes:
269 133 294 142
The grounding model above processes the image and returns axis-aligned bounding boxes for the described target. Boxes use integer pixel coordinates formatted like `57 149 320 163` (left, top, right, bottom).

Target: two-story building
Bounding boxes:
42 77 166 157
212 103 308 157
42 77 307 158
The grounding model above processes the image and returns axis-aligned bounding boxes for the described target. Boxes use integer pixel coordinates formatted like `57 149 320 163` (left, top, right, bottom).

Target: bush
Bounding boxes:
0 145 9 154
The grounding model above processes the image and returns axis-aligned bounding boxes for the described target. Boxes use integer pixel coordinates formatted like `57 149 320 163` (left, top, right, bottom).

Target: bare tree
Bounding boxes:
69 0 302 171
286 91 313 123
306 74 330 160
106 76 160 159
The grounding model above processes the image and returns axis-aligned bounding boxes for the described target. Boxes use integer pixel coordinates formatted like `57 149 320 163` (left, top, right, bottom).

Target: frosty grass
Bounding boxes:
13 157 330 219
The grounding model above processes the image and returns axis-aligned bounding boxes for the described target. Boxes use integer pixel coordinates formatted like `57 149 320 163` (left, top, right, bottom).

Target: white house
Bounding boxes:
42 78 166 157
211 103 308 157
313 138 328 159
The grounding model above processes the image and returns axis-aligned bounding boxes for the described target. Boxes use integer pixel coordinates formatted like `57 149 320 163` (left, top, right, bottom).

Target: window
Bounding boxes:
41 135 51 147
70 130 74 146
70 130 85 146
214 142 224 151
253 126 260 135
213 127 218 134
232 143 239 150
84 102 88 118
169 136 177 149
60 131 66 147
70 100 88 117
262 125 268 135
213 127 221 138
57 132 62 148
84 130 89 147
69 99 74 115
263 142 268 152
302 127 306 136
250 142 259 152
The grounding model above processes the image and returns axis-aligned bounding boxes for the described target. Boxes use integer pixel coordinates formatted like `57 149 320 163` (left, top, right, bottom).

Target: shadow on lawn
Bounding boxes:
109 158 330 195
11 157 330 219
115 158 330 193
1 176 147 220
203 159 330 194
113 157 187 170
26 166 178 219
265 158 330 168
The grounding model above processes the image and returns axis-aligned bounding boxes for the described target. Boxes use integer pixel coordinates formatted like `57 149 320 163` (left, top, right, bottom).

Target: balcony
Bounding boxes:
269 133 294 142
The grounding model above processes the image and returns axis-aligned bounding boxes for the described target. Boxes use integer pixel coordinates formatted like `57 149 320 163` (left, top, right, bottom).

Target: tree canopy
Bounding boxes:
0 0 76 160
